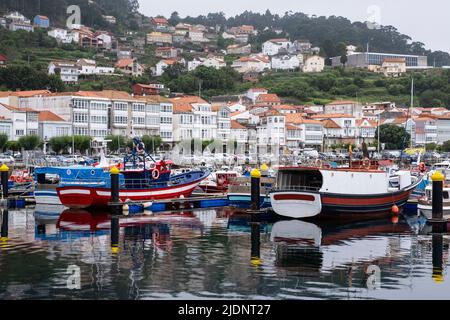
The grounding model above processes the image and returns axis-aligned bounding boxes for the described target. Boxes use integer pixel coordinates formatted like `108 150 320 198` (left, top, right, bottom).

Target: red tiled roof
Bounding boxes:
0 54 7 61
39 111 65 122
269 38 289 43
115 59 134 68
311 114 354 119
285 113 322 125
272 104 297 110
256 94 281 103
322 119 341 129
151 17 168 24
0 103 36 112
327 100 358 105
231 120 246 129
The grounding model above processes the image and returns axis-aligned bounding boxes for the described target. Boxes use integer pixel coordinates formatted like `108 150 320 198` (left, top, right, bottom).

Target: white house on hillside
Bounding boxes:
271 54 302 71
302 55 325 73
262 39 292 56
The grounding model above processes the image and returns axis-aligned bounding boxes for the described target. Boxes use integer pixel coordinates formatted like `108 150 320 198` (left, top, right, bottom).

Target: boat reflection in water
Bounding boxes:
270 216 414 278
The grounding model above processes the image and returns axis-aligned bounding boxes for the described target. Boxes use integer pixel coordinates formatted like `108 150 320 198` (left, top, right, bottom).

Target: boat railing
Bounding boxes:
271 186 321 193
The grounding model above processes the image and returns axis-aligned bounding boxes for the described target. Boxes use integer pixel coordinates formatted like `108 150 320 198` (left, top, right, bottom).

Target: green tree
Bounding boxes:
106 135 127 153
49 136 72 154
0 133 8 151
425 143 437 151
73 135 92 154
375 124 411 150
142 135 162 153
18 135 43 150
340 54 348 68
442 141 450 152
5 141 20 154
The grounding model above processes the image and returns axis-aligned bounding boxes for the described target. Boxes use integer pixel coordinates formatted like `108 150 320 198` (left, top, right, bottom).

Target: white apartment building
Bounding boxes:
285 114 324 149
171 96 217 142
213 105 231 142
39 111 72 141
0 103 39 140
48 61 79 84
324 100 363 118
311 114 356 140
230 120 248 144
257 111 286 154
17 91 174 143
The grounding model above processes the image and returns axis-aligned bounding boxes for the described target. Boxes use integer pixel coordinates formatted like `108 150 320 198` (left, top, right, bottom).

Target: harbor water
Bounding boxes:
0 206 449 300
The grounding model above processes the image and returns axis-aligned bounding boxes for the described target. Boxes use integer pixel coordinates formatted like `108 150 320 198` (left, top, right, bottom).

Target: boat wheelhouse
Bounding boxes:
270 166 422 219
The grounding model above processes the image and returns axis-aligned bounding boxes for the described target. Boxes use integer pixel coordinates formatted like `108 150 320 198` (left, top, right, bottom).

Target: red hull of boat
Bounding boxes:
57 179 202 209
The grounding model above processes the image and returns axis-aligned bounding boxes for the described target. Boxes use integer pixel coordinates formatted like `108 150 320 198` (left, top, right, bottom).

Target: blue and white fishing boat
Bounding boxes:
34 166 122 205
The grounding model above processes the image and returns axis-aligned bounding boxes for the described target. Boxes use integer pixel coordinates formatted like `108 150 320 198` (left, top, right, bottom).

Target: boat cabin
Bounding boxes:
121 160 173 188
275 166 396 195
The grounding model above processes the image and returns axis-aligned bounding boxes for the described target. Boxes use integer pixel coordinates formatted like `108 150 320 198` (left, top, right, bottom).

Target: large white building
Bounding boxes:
15 91 174 143
39 110 72 141
170 96 218 143
0 103 39 140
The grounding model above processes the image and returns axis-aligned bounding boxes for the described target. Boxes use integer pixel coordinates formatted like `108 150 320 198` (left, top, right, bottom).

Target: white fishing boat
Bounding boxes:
270 163 422 219
417 184 450 220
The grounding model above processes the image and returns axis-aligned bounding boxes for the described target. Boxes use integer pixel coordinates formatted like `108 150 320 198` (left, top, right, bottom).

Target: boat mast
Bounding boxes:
410 77 414 148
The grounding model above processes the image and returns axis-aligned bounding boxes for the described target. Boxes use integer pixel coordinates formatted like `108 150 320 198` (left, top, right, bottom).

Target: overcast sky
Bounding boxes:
138 0 450 53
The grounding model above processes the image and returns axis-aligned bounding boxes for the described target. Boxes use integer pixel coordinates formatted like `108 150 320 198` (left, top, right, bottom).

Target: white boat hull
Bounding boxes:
417 204 450 220
34 190 62 205
270 192 322 219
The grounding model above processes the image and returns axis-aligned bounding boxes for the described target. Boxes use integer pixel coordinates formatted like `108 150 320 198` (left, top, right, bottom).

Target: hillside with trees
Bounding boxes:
170 10 450 67
0 0 141 32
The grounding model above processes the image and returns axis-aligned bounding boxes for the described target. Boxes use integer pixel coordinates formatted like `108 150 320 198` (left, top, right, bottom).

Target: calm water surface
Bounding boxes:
0 205 448 300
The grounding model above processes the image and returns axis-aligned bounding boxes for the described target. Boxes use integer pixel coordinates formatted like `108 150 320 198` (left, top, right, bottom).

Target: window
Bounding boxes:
202 129 209 139
0 125 10 137
146 116 159 126
181 114 193 124
132 116 145 125
15 129 24 137
73 100 89 109
27 129 38 136
219 109 229 118
160 116 172 124
56 127 70 136
91 102 108 110
146 104 160 113
201 116 211 125
114 102 128 111
90 129 107 137
74 113 88 123
160 104 172 113
27 113 38 122
91 115 107 124
74 127 89 135
160 131 172 139
132 103 145 112
114 116 127 124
